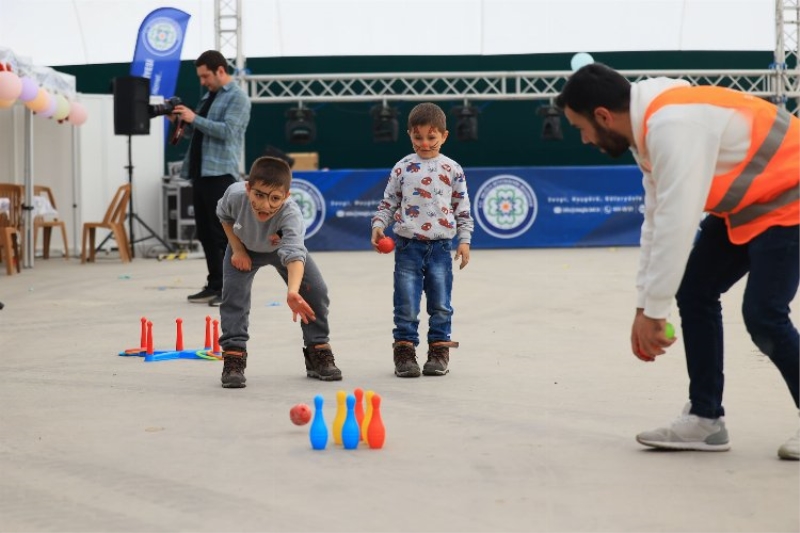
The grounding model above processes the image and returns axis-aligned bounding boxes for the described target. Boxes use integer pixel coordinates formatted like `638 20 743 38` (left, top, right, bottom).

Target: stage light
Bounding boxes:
450 103 479 141
537 104 563 141
285 106 316 144
370 103 399 143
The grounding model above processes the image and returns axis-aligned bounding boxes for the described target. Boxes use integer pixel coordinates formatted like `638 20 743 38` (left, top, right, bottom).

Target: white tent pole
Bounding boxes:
23 107 34 269
71 122 80 258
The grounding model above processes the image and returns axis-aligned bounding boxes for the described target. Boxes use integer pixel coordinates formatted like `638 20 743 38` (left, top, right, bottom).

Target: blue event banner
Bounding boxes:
130 7 190 99
290 165 645 252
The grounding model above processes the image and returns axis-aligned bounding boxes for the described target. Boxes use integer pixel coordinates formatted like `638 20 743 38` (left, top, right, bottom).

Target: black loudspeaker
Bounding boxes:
113 76 150 135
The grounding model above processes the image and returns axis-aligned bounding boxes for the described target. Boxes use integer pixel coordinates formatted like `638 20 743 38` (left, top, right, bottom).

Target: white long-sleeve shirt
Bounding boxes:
371 153 474 243
628 78 753 319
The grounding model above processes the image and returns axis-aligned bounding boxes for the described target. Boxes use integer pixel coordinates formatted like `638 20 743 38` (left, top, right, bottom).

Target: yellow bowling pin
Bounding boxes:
361 390 375 442
333 390 346 445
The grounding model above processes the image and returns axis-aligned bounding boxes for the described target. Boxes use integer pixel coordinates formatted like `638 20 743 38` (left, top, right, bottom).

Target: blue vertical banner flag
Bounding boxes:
130 7 191 141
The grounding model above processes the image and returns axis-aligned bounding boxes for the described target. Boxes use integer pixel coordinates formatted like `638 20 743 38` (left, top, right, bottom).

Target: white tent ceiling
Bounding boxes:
0 0 776 67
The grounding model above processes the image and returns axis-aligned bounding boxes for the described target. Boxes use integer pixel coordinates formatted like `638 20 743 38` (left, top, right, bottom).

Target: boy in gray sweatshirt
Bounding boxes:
215 156 342 388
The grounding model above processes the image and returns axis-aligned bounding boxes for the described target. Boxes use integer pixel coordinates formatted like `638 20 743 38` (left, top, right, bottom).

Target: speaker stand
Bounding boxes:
97 136 175 257
98 136 174 258
125 135 174 257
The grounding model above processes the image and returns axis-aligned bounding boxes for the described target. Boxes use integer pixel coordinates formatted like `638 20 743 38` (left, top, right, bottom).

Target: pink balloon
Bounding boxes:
18 77 39 102
67 101 88 126
0 98 15 109
0 71 22 100
38 93 58 118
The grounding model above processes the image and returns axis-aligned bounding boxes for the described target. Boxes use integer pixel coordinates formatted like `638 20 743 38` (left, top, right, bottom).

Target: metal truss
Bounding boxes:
214 0 245 77
244 69 790 105
775 0 800 109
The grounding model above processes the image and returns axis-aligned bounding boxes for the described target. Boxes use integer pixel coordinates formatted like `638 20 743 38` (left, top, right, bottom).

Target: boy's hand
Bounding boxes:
231 250 252 271
287 292 316 324
371 227 386 253
269 233 281 246
454 243 470 270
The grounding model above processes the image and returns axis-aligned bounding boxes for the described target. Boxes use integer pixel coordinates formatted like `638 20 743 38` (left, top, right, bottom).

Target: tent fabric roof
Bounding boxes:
0 0 776 67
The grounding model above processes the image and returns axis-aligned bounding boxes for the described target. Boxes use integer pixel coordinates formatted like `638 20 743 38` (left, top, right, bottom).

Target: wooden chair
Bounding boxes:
81 184 132 263
0 183 23 275
33 185 69 260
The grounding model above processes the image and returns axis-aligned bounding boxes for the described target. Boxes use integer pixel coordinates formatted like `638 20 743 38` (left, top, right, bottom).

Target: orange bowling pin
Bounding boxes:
367 393 385 449
354 388 365 440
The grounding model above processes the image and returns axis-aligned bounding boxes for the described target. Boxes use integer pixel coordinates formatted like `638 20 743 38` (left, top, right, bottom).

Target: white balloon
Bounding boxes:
570 52 594 72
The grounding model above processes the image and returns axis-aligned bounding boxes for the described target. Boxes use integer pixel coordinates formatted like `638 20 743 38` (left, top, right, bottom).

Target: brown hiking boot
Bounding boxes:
221 349 247 388
423 341 458 376
393 341 421 378
303 343 342 381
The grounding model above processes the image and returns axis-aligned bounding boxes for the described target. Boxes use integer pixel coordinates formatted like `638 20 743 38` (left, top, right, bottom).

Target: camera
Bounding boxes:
148 96 182 118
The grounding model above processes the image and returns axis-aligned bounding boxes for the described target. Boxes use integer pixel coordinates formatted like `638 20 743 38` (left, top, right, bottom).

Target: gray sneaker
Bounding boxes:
393 341 420 378
221 349 247 388
636 403 730 451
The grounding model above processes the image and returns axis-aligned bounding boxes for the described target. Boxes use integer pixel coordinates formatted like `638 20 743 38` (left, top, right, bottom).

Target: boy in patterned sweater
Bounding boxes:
371 102 474 378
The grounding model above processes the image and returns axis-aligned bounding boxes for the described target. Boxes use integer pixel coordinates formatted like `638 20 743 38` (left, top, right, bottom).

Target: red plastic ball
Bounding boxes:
290 403 312 426
377 237 395 254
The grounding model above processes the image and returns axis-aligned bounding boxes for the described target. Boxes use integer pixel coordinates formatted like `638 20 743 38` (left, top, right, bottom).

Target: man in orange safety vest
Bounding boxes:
556 62 799 460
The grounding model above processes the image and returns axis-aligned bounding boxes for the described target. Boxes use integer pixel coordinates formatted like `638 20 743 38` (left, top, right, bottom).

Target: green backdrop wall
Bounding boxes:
58 51 771 173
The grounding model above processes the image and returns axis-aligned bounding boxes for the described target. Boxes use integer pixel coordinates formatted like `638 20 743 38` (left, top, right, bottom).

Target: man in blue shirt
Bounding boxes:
173 50 251 307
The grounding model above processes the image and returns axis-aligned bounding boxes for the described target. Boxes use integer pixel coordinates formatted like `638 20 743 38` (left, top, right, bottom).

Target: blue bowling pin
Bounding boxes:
309 395 328 450
341 394 360 450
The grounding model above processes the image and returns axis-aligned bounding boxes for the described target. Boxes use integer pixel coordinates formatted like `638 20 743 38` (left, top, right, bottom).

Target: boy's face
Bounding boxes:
408 124 448 159
245 182 289 222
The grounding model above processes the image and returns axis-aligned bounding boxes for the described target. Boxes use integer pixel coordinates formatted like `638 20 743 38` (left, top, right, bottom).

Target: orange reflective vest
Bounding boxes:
642 86 799 244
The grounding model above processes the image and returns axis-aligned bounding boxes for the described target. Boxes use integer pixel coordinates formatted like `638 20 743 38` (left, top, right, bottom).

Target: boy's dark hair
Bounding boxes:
408 102 447 132
555 63 631 119
247 156 292 190
195 50 229 73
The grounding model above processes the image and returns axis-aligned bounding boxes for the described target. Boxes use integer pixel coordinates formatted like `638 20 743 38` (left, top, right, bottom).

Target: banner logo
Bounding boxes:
473 174 538 239
291 179 326 238
143 17 184 57
130 7 190 97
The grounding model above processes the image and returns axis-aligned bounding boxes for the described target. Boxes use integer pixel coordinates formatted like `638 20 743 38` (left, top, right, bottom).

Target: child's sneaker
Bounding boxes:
303 344 342 381
423 341 459 376
393 341 420 378
221 349 247 388
636 403 730 451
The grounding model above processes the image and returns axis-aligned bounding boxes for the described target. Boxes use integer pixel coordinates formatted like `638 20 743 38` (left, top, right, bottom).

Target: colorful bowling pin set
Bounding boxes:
308 388 385 451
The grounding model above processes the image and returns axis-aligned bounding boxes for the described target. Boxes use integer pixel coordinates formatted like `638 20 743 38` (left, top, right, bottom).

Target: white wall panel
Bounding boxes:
0 95 164 259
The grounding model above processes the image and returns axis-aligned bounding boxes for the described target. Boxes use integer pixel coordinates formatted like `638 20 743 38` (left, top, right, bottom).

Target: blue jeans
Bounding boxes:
393 237 454 345
676 216 799 419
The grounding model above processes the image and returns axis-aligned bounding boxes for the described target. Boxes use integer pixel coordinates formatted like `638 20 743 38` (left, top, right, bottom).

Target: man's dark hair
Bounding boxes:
408 102 447 132
195 50 229 73
555 63 631 118
262 145 295 168
247 156 292 190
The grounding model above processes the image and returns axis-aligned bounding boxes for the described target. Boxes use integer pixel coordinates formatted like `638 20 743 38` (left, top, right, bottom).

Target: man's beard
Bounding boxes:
594 123 630 158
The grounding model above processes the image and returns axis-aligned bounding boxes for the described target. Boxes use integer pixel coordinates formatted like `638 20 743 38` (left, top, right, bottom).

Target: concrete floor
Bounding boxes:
1 247 798 533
